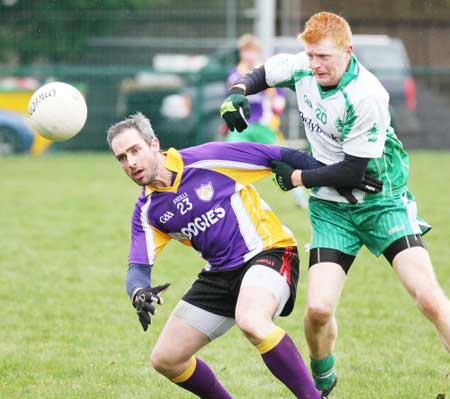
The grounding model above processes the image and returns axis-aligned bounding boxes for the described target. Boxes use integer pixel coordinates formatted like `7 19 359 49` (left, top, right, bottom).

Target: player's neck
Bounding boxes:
152 154 174 188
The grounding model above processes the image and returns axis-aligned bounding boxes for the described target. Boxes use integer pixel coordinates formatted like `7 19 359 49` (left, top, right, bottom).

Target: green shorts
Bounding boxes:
309 190 431 257
226 123 277 144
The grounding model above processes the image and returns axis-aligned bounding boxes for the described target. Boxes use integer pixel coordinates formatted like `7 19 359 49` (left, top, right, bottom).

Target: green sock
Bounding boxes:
310 354 336 391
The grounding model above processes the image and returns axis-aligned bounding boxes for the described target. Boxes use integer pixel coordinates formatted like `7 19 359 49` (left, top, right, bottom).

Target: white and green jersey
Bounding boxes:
265 52 409 203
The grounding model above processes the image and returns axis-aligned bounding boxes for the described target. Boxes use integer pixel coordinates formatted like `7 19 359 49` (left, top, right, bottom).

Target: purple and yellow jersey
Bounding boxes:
128 142 296 271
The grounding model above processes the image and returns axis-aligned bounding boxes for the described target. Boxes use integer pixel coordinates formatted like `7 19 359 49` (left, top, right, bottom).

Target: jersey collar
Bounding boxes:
317 54 360 99
144 148 184 196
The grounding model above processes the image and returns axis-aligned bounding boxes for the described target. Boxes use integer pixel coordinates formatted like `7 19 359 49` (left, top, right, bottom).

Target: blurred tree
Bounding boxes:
0 0 160 63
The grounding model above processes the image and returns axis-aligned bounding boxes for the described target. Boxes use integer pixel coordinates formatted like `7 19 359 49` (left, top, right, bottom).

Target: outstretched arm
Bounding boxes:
280 149 369 188
220 66 271 132
272 148 383 203
233 65 269 95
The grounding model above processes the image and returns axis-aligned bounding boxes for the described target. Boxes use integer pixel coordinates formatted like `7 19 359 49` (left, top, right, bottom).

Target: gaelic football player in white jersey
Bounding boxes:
220 11 450 397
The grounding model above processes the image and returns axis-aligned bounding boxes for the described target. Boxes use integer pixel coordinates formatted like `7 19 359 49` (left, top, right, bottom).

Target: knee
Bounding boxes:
150 347 175 375
414 287 446 321
236 312 268 342
305 302 334 327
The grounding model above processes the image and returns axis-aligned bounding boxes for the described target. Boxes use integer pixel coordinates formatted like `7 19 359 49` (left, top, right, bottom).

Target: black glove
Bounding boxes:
336 187 358 204
220 87 250 132
358 173 383 193
132 283 171 331
270 160 295 191
337 173 383 204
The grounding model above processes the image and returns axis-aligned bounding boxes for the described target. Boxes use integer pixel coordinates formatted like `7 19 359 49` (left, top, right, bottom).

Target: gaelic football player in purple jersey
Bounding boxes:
107 112 380 398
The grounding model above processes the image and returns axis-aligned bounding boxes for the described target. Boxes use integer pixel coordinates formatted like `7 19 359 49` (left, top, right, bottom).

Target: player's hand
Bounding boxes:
336 173 383 204
270 160 296 191
336 187 358 204
358 173 383 193
132 283 171 331
220 87 250 132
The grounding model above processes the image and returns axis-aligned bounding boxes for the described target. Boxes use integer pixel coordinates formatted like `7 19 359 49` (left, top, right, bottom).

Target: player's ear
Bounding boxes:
150 137 160 152
346 45 353 56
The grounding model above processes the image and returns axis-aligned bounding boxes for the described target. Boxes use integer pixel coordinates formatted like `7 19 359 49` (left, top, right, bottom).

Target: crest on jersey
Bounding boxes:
195 182 214 202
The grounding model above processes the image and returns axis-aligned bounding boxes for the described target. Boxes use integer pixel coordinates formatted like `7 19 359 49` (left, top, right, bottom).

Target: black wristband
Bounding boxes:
227 86 245 96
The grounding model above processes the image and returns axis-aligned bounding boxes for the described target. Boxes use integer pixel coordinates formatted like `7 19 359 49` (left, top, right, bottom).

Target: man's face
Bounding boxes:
111 128 160 186
304 37 352 87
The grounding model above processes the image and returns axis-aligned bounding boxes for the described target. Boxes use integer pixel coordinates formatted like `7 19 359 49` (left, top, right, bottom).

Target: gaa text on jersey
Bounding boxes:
159 211 175 224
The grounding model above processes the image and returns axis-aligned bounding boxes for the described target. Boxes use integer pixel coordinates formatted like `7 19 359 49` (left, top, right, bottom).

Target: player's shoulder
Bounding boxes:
179 142 232 167
354 61 388 97
130 189 150 225
265 51 309 86
265 51 308 73
179 142 221 164
179 142 277 178
133 188 150 209
180 141 273 165
345 61 389 108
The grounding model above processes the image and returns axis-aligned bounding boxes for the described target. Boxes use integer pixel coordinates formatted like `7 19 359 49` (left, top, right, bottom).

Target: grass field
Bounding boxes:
1 151 449 399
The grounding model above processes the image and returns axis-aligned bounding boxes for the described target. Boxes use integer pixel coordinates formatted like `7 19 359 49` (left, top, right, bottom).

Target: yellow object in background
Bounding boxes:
0 88 52 155
30 132 52 155
0 90 33 113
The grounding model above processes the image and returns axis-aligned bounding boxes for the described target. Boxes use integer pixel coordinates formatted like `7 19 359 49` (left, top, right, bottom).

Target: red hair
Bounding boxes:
298 12 352 49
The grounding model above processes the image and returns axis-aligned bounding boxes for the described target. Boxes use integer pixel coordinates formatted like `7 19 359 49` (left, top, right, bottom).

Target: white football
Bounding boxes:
28 82 87 141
